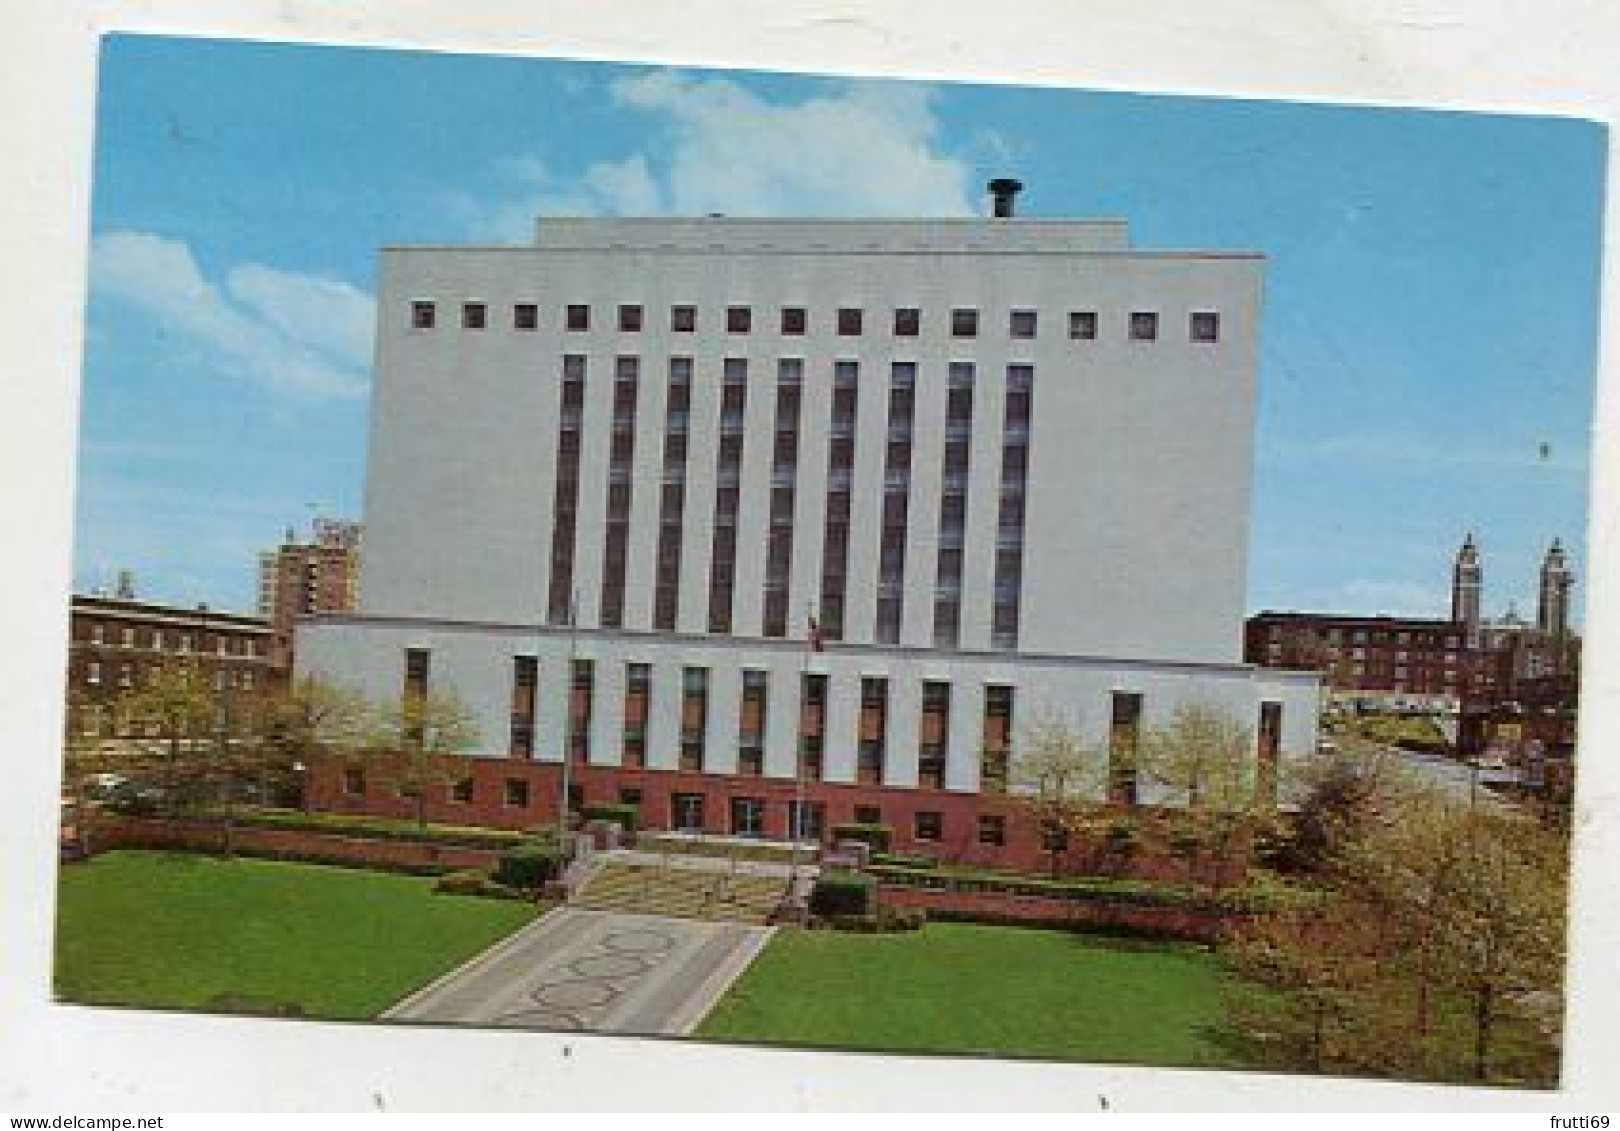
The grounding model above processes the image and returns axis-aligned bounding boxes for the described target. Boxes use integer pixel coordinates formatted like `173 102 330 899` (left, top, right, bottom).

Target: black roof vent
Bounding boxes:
988 177 1024 218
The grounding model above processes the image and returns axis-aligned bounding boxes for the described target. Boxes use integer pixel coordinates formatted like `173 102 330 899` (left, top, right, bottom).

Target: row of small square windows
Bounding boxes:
410 301 1221 343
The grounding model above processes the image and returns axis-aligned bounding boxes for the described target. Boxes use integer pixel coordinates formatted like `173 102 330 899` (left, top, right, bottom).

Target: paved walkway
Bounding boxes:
383 906 772 1036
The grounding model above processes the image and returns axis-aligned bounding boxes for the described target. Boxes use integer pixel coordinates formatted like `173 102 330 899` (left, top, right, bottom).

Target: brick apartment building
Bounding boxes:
66 589 278 740
257 517 362 668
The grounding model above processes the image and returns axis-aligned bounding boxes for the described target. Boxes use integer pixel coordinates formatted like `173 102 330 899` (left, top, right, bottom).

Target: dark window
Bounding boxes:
566 304 590 332
513 303 539 330
404 648 430 701
671 305 696 332
919 681 950 790
853 804 882 826
510 655 537 759
893 307 921 337
618 304 643 332
915 811 943 842
977 814 1006 846
858 677 887 785
730 797 767 838
462 302 487 330
982 684 1014 793
569 659 594 764
672 791 705 832
624 662 651 768
504 778 530 808
410 301 436 329
800 672 828 781
1191 311 1221 343
726 306 751 333
619 786 644 807
951 309 978 338
1009 310 1037 339
781 307 807 335
1257 701 1283 808
1130 311 1159 341
1068 311 1097 340
451 776 475 803
680 667 708 772
1110 691 1144 805
342 766 365 795
837 307 863 336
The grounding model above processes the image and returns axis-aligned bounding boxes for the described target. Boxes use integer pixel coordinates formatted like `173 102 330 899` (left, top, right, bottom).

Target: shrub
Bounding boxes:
434 868 527 901
809 873 876 918
581 803 639 832
870 852 938 870
1103 821 1140 854
494 839 567 891
829 823 892 853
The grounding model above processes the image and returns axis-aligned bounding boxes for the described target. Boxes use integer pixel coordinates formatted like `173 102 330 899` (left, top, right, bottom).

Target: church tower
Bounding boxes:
1537 538 1574 640
1452 532 1483 649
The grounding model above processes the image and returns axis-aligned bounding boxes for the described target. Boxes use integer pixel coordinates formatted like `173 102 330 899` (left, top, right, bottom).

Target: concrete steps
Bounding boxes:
572 862 785 925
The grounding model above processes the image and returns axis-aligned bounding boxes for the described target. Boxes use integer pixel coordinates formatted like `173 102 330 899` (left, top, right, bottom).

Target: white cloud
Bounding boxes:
454 71 977 237
90 230 372 400
227 263 375 372
606 72 974 218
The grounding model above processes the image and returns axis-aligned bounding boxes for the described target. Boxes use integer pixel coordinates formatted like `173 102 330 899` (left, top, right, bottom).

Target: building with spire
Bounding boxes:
1452 531 1483 649
1538 538 1574 641
1247 531 1580 715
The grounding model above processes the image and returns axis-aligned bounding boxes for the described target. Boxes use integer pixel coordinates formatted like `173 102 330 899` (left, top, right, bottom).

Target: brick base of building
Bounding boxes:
307 753 1253 883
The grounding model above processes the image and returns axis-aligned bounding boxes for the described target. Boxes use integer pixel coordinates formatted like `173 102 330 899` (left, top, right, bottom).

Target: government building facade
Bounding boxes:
297 186 1319 865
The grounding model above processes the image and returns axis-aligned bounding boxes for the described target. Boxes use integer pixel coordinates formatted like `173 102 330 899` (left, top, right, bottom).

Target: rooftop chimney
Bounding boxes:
988 177 1024 219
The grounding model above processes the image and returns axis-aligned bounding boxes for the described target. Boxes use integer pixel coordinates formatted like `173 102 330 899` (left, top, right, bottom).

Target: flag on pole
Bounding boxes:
807 614 824 653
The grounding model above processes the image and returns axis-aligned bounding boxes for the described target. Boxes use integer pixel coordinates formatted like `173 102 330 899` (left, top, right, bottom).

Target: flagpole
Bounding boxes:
557 590 577 844
791 604 819 894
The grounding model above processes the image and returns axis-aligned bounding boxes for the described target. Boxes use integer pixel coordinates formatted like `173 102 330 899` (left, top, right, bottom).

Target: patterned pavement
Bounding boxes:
384 906 772 1036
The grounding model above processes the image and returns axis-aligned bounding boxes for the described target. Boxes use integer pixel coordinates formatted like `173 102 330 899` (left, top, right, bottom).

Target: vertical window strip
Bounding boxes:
762 359 803 637
547 356 587 624
707 359 748 633
653 358 692 630
992 364 1033 650
600 356 639 628
876 362 916 644
819 360 859 640
934 362 974 647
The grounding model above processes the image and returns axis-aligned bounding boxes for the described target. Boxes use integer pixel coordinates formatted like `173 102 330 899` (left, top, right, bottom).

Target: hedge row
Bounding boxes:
199 807 533 850
868 862 1232 911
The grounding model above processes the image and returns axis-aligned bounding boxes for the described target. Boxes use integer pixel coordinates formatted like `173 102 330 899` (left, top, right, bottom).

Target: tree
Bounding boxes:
1137 700 1255 886
1341 787 1568 1083
1270 740 1395 874
61 688 120 855
365 689 482 831
119 659 217 817
1007 711 1108 877
257 676 371 810
1227 773 1569 1086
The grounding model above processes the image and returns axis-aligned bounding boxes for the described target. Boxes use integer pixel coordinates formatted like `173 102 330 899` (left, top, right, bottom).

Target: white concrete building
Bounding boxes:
298 186 1318 858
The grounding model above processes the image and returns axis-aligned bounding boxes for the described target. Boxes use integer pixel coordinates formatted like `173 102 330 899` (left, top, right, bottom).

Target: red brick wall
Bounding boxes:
91 816 502 872
306 754 1253 882
879 885 1234 943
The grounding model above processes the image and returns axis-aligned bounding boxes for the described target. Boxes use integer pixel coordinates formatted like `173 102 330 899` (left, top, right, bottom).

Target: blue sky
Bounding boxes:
76 34 1605 626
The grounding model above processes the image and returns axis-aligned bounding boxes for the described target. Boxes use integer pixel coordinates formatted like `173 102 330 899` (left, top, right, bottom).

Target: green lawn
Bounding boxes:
697 922 1253 1067
54 851 542 1020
